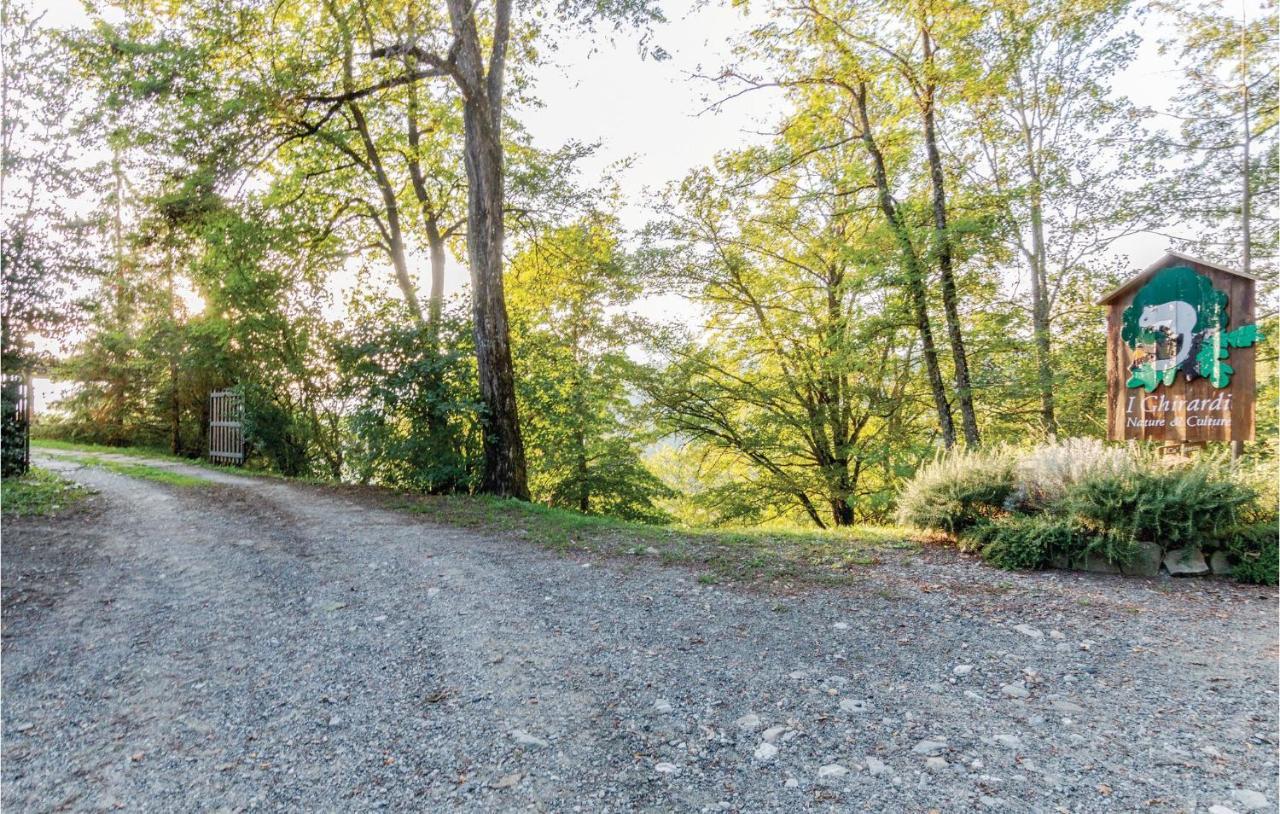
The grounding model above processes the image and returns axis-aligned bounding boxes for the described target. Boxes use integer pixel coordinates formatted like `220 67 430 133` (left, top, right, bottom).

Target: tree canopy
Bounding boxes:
5 0 1275 524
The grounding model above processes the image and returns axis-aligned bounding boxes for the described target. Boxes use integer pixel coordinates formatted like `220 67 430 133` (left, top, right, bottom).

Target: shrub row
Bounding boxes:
897 439 1278 584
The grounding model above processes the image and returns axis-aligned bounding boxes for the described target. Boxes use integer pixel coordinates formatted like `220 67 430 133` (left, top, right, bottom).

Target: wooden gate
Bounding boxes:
1 374 32 478
208 389 244 464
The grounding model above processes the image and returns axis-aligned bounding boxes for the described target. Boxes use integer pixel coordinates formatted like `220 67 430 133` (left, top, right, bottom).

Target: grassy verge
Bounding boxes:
31 439 922 585
386 492 919 586
32 437 185 461
32 438 313 482
49 453 209 487
1 467 94 517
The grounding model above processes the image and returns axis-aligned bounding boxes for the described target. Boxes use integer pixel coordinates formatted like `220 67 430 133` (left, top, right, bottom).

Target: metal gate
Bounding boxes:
1 374 32 478
208 389 244 464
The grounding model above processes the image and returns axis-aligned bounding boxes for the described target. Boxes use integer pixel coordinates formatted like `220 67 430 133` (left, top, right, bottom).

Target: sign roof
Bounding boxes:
1096 250 1262 306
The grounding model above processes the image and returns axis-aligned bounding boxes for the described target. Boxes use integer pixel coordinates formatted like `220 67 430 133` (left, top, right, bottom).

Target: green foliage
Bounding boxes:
1228 522 1279 585
1225 464 1280 584
1070 527 1142 571
336 300 482 494
902 441 1275 581
965 516 1075 571
241 385 310 478
1064 456 1255 552
1 467 92 516
895 448 1016 535
2 3 86 373
1155 2 1277 277
508 221 674 522
643 135 934 528
14 0 1278 543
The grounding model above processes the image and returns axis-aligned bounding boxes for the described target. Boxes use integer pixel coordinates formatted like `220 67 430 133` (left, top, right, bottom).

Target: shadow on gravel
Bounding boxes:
2 501 107 641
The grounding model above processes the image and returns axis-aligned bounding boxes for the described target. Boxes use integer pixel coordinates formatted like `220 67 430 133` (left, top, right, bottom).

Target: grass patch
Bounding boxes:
387 492 918 585
32 437 186 461
34 439 921 586
53 453 208 487
32 438 287 481
1 467 94 517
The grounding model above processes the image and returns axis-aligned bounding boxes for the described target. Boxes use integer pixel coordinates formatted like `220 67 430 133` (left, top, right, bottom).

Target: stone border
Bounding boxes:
1050 542 1232 578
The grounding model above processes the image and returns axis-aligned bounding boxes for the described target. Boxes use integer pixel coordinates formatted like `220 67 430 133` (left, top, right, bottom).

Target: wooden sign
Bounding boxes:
1101 251 1262 442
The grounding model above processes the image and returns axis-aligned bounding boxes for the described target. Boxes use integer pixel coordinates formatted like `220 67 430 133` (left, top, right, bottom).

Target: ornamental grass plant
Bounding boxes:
898 439 1277 584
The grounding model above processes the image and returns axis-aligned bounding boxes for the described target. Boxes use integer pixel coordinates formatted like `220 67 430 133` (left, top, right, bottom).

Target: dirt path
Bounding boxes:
3 453 1276 813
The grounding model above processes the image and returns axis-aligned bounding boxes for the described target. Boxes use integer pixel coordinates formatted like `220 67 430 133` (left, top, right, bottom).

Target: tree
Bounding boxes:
723 0 990 449
237 0 660 497
1 2 87 373
1155 0 1278 279
960 0 1151 438
641 139 931 527
507 219 673 521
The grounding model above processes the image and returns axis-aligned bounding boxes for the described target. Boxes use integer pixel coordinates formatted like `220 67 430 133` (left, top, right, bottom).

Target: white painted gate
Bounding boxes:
208 389 244 464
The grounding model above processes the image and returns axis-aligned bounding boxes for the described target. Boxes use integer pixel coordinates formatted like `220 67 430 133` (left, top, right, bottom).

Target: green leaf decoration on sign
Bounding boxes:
1195 330 1233 387
1205 358 1233 387
1121 264 1264 391
1225 323 1263 348
1126 362 1170 392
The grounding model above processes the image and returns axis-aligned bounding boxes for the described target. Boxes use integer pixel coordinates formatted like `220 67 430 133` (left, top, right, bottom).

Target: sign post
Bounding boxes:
1100 252 1263 450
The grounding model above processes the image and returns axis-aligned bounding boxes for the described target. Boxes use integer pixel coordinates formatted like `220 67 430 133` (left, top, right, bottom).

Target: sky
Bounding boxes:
22 0 1242 410
373 0 1190 304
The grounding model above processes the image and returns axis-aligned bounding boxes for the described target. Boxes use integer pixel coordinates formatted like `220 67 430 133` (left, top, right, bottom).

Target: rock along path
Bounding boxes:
3 451 1276 813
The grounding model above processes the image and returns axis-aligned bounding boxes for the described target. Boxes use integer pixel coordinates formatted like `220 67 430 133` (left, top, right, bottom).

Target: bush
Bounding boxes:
1012 438 1133 510
1064 456 1256 552
898 439 1277 584
1228 521 1279 585
335 307 483 494
896 447 1015 536
961 515 1139 572
965 516 1073 570
1070 527 1142 570
1226 464 1279 584
242 386 311 478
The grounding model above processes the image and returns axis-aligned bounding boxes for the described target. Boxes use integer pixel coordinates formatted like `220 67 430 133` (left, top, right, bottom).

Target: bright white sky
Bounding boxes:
24 0 1238 410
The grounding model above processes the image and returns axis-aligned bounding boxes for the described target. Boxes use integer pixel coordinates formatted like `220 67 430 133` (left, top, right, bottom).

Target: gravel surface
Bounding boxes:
3 451 1277 813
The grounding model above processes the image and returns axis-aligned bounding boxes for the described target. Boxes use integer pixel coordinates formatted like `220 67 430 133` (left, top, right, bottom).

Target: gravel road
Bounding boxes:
3 451 1276 813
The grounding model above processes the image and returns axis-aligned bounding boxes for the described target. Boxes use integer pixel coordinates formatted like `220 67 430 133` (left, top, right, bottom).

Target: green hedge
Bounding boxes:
898 440 1277 584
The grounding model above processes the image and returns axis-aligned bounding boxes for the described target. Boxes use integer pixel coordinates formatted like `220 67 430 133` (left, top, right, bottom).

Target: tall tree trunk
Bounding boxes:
450 0 529 499
829 490 854 527
1240 25 1252 277
1025 188 1058 438
166 261 180 456
1012 84 1059 440
405 78 447 346
575 422 589 513
462 145 527 499
570 321 590 513
198 394 209 460
426 222 446 348
853 83 957 449
919 36 980 448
